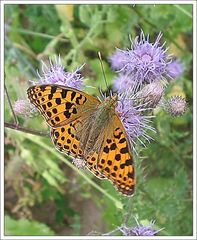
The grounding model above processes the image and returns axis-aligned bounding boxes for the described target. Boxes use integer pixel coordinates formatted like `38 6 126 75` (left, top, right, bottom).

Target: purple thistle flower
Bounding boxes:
116 92 155 147
110 31 171 89
166 59 184 80
119 219 163 236
13 100 37 117
35 56 84 89
109 49 129 71
164 96 187 117
113 73 136 92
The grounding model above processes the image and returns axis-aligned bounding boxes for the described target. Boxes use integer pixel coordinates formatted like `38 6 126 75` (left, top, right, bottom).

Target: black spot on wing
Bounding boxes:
40 86 46 92
47 111 52 117
115 154 121 161
114 131 123 139
110 143 116 150
47 102 52 107
71 92 76 101
51 86 57 94
125 159 133 166
120 146 129 154
52 108 57 114
61 89 67 98
119 138 126 143
48 94 53 100
56 98 61 105
103 146 109 153
65 102 73 109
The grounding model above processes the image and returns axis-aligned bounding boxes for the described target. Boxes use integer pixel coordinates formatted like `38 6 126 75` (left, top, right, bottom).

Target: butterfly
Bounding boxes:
27 84 135 196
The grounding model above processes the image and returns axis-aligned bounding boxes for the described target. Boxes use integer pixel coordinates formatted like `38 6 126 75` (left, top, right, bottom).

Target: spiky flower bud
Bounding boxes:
164 96 187 117
136 82 164 108
13 100 36 117
72 158 86 169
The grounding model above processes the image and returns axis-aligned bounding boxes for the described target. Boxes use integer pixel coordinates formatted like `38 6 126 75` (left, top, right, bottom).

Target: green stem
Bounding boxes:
8 27 68 42
63 19 79 47
5 122 49 138
64 19 107 65
174 4 192 18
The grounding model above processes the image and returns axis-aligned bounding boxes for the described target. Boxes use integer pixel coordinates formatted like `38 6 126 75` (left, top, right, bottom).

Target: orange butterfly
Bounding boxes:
27 84 135 196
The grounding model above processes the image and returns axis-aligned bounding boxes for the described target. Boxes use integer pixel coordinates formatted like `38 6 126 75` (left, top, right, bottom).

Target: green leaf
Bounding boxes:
5 215 55 236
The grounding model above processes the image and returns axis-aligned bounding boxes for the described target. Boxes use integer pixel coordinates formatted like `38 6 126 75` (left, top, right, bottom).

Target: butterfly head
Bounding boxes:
104 93 118 108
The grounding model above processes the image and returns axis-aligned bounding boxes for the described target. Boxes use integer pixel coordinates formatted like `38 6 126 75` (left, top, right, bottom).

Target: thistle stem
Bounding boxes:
5 122 50 138
8 27 68 41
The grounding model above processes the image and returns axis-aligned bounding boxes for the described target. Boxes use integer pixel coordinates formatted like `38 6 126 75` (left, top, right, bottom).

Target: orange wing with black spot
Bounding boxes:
97 114 135 196
27 84 134 195
27 84 100 128
27 84 105 179
51 118 105 179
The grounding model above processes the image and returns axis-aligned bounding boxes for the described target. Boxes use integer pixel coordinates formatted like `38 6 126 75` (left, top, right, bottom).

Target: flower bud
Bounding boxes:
136 82 164 108
164 96 187 117
13 100 36 117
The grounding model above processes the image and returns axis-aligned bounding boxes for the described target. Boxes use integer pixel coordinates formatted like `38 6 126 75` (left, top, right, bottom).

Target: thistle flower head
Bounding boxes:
113 73 136 92
109 49 129 71
110 31 171 90
13 100 37 117
116 91 155 147
166 59 184 80
119 219 163 236
164 95 187 117
36 56 84 89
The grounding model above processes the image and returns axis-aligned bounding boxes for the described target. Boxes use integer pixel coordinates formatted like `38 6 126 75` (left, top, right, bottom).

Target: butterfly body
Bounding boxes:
80 94 118 156
27 84 135 196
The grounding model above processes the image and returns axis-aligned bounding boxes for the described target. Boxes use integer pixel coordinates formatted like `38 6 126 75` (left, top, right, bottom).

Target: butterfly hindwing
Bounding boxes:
86 152 106 179
97 114 135 196
27 84 100 128
51 117 106 179
51 118 83 158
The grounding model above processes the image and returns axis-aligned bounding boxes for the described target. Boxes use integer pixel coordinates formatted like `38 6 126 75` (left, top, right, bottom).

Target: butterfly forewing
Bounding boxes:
27 84 100 128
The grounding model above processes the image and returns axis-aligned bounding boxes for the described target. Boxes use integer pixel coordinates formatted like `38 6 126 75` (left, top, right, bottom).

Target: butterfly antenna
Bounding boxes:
98 52 109 94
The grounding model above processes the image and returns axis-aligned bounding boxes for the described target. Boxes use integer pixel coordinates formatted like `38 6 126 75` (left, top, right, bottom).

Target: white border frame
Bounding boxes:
1 1 196 239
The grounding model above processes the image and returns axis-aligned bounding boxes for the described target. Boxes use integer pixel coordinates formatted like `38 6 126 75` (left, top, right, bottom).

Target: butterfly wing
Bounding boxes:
51 118 106 179
51 118 84 158
27 84 100 128
27 84 134 194
97 114 135 196
27 84 105 178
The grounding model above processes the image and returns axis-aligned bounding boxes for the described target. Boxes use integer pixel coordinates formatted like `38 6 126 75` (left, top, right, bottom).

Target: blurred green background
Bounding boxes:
4 4 193 236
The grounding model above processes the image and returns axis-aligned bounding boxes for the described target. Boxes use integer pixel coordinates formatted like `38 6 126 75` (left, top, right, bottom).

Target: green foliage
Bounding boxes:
4 3 193 237
5 215 55 236
134 5 192 36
